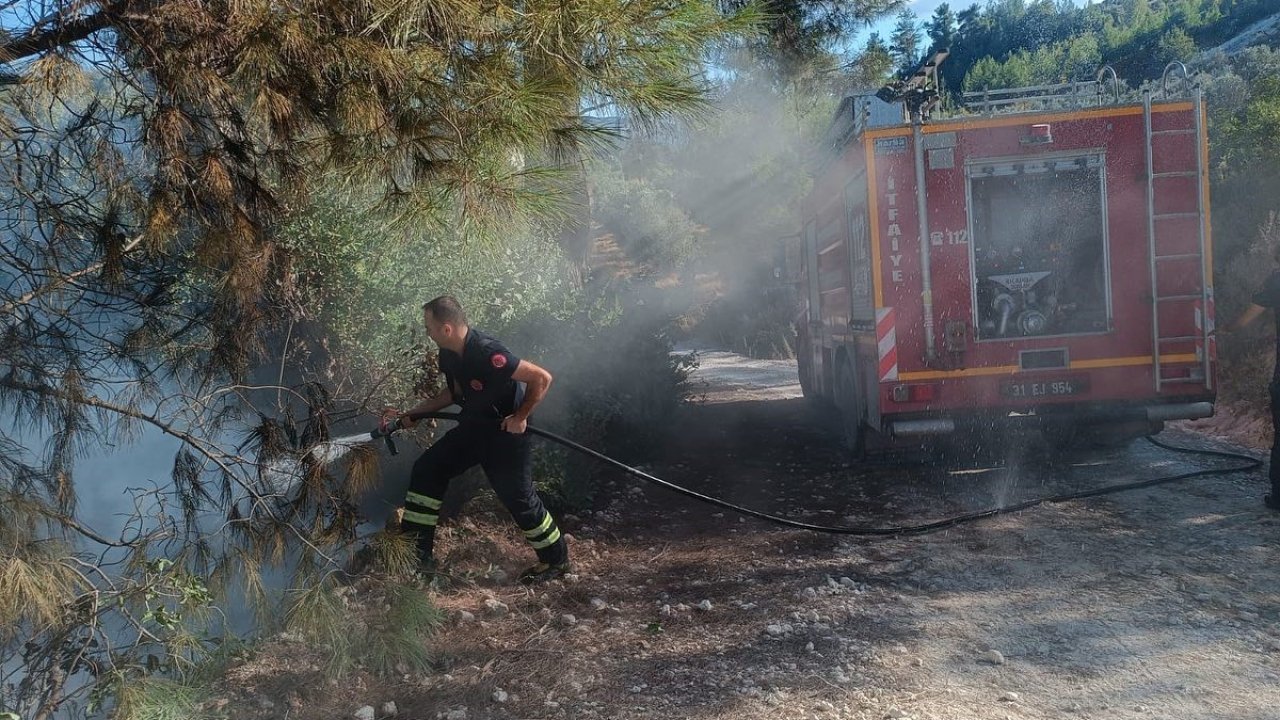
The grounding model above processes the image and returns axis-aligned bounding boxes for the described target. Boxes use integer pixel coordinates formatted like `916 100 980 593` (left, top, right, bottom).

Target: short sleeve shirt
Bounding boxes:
1252 271 1280 379
438 328 526 419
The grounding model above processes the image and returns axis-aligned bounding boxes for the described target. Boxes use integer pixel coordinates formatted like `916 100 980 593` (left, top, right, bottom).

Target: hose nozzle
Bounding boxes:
373 414 402 456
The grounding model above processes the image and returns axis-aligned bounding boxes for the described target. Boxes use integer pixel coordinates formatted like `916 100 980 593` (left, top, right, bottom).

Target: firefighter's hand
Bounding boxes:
501 415 527 434
383 407 412 429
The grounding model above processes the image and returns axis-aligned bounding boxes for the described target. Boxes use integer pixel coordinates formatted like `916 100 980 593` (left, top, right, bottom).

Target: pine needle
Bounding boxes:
369 528 418 577
358 584 442 675
0 538 83 638
115 678 208 720
283 582 354 675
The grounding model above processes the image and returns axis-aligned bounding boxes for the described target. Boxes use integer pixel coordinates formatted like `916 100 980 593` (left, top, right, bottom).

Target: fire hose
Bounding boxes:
363 410 1264 537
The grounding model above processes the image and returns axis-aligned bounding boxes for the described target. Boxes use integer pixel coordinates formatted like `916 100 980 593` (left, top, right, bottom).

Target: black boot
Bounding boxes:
518 561 572 585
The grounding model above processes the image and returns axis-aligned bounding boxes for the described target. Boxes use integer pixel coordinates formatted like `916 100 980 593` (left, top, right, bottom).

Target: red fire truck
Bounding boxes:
797 58 1215 453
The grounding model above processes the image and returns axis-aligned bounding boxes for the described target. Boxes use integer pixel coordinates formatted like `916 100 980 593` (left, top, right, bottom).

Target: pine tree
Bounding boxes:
0 0 757 715
927 3 960 51
890 9 924 74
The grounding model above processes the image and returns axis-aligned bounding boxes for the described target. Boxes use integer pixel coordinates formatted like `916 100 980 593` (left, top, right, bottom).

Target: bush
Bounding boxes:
279 192 581 405
1217 213 1278 406
281 195 698 515
529 298 697 512
591 170 703 274
700 261 798 359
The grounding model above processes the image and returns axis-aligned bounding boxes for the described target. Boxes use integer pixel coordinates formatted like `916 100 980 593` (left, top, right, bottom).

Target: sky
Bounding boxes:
854 0 1097 45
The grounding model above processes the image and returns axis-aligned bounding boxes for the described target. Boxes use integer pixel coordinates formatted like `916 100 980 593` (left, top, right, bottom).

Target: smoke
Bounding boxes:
588 62 839 359
0 408 180 541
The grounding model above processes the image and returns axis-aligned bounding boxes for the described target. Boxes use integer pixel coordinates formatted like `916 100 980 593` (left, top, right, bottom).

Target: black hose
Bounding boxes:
400 411 1264 538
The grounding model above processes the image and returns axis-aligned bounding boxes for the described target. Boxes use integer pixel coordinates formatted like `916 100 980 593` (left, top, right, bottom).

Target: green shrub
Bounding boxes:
1217 213 1278 405
591 170 702 274
530 300 697 512
700 261 797 360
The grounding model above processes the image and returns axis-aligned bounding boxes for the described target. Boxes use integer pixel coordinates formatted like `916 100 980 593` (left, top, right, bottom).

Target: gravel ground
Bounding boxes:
217 349 1280 720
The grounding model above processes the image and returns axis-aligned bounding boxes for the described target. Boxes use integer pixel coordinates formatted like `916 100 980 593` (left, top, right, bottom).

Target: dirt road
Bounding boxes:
229 349 1280 720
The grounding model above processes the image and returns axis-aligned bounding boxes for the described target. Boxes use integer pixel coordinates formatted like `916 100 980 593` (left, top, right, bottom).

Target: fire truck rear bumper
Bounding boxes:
890 419 957 436
1143 401 1213 422
888 402 1214 437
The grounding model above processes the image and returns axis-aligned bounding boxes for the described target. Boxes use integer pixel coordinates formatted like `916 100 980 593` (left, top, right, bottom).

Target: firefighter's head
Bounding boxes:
423 295 468 352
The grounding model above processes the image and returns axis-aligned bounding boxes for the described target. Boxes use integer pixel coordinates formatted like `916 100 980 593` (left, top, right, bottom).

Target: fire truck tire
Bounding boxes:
835 360 868 458
797 346 816 399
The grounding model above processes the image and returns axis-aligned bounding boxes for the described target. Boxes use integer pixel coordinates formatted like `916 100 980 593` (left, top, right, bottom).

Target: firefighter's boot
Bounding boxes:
518 561 572 585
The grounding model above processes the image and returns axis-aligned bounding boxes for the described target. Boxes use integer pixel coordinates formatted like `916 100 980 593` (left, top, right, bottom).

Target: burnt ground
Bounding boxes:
216 350 1280 720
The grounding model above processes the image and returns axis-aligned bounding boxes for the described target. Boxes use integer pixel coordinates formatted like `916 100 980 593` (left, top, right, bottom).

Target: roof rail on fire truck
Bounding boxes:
1159 61 1196 99
962 65 1125 115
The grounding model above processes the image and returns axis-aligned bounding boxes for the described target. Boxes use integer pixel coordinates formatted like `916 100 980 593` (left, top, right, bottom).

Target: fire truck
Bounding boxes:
796 55 1215 453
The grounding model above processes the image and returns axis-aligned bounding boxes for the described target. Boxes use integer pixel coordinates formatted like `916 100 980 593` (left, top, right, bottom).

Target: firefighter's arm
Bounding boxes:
397 388 456 428
1218 303 1266 335
501 360 553 434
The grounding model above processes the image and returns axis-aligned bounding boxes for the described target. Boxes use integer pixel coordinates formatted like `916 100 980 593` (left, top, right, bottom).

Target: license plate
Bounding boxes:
1001 376 1089 398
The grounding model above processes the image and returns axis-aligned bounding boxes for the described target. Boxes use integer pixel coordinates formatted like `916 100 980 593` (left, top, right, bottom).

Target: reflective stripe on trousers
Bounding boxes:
524 511 562 550
402 490 442 528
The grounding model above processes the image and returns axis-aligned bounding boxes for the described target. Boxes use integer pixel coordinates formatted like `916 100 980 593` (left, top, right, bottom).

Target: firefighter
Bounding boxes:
394 295 571 583
1218 259 1280 512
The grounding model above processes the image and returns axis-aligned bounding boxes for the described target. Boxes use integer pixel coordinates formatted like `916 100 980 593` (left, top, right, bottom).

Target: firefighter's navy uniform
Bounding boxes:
400 328 569 573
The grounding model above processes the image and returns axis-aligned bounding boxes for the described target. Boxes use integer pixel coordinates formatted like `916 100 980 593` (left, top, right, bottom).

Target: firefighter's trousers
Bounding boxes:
401 425 568 566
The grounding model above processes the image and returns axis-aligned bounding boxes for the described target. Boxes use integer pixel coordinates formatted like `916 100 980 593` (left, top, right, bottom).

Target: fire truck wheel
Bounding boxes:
835 360 867 459
798 348 816 399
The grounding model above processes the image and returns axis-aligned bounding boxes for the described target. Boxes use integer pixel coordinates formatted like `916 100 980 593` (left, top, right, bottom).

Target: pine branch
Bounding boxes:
11 502 145 548
0 234 144 317
0 0 138 65
11 377 353 572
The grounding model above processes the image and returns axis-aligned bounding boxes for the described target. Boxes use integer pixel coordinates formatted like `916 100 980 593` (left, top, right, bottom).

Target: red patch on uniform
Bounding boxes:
490 353 507 369
470 379 484 391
